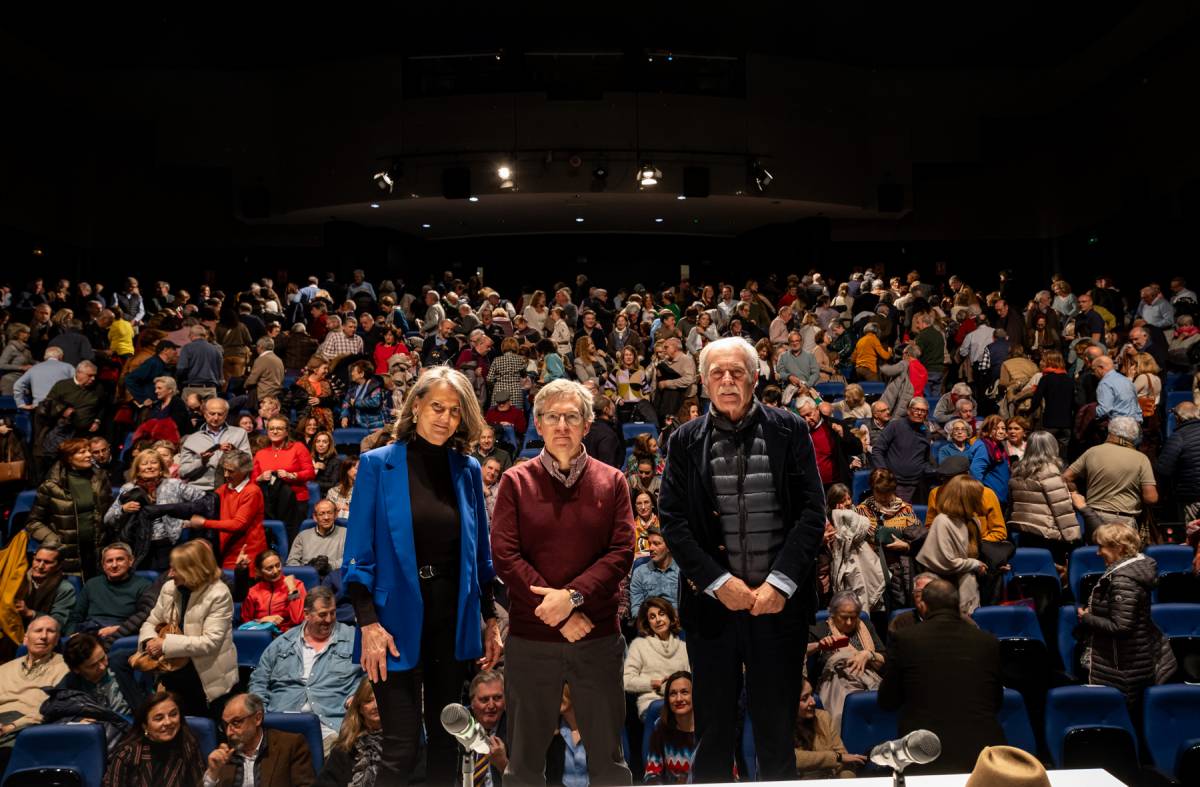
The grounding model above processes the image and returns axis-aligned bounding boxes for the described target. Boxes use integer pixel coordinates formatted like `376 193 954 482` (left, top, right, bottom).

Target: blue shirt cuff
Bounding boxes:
704 573 732 598
765 571 797 598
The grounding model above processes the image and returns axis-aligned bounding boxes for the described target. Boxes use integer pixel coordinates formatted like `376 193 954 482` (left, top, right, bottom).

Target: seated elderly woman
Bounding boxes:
856 468 926 609
106 448 211 571
806 590 886 730
1076 523 1177 706
936 419 974 464
794 677 864 779
102 690 205 787
623 597 690 722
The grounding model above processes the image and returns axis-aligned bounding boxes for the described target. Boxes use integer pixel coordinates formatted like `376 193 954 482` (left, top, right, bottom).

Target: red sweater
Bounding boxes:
241 575 306 632
485 406 527 438
253 441 316 501
490 455 635 641
205 481 268 575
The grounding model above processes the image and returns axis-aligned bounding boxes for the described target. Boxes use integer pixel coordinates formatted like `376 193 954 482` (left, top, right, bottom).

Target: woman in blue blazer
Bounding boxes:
967 414 1012 506
343 366 501 784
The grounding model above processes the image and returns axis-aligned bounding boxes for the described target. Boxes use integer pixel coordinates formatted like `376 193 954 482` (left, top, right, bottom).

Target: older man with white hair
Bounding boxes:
13 345 74 408
654 337 696 424
1065 415 1157 530
0 615 69 767
659 337 826 781
491 379 635 786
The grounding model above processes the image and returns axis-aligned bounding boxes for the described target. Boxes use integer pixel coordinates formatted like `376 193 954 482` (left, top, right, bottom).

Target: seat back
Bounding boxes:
1143 685 1200 778
187 716 218 759
134 569 159 582
1151 603 1200 637
262 519 289 558
1044 685 1136 766
742 715 757 782
1068 546 1106 603
1008 548 1057 578
1056 605 1081 679
839 691 898 757
998 688 1037 755
1 724 106 787
1061 726 1140 783
306 483 320 517
911 505 927 524
640 699 665 771
263 712 325 774
283 566 321 589
851 469 871 503
233 629 273 669
2 769 84 787
622 422 658 441
971 605 1044 643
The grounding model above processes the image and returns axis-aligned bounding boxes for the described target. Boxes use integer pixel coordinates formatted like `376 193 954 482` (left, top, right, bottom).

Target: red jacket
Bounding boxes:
241 575 306 632
490 455 635 642
205 481 268 575
253 441 316 501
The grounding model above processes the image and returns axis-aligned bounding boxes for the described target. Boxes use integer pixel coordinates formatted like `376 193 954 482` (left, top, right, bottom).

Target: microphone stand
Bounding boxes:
890 765 908 787
461 741 474 787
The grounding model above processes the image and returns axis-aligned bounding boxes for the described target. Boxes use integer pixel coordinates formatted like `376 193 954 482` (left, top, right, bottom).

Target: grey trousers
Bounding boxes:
503 632 632 787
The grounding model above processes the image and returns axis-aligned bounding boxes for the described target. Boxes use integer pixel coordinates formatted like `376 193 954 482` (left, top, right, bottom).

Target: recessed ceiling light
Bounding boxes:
654 218 664 223
677 195 687 201
468 196 479 202
575 217 585 223
421 223 431 229
369 203 380 209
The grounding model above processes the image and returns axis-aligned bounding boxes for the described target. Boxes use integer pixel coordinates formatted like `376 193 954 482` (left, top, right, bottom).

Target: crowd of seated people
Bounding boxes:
0 266 1198 783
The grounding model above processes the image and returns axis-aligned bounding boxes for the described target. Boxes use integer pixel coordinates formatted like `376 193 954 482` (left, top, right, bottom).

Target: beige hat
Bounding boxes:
965 746 1050 787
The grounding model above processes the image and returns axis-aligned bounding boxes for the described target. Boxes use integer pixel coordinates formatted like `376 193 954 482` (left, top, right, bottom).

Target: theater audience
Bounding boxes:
188 449 268 573
25 436 114 579
13 544 76 629
315 679 383 787
66 541 152 638
0 615 69 769
793 678 862 779
59 631 143 714
623 597 690 720
102 690 206 787
205 692 315 787
139 540 237 718
806 590 886 729
309 431 342 495
240 549 306 633
826 484 885 614
254 415 317 508
250 587 362 753
643 670 697 784
324 455 357 519
878 578 1005 774
108 448 211 570
917 474 988 614
1076 524 1177 706
1008 431 1082 566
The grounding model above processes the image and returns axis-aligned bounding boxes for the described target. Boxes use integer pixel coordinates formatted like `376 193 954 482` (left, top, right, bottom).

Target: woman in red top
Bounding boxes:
188 449 267 575
240 548 306 632
253 415 317 504
373 327 410 374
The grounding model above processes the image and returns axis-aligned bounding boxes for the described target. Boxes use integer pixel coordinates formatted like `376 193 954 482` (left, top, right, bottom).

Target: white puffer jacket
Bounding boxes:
139 578 238 702
1009 467 1080 542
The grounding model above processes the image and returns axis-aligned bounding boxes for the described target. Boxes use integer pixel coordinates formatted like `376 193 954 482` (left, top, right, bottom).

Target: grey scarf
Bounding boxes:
349 731 383 787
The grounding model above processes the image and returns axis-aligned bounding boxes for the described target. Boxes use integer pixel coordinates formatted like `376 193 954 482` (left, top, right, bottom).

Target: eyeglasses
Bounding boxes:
540 412 583 427
707 367 747 381
221 713 255 730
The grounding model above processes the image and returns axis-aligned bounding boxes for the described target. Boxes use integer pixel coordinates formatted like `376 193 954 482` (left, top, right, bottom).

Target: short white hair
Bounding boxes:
533 379 594 424
698 337 758 380
1108 416 1141 443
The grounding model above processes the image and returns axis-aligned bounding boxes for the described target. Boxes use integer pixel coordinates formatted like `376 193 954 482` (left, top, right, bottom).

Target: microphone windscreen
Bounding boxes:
440 703 472 735
907 730 942 764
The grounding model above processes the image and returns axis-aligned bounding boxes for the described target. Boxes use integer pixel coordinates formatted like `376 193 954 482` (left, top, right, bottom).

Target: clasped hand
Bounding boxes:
714 577 785 615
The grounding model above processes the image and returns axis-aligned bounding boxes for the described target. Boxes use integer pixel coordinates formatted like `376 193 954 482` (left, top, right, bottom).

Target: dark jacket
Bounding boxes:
811 418 862 487
55 669 146 720
47 329 96 367
40 685 132 752
210 728 315 787
25 462 114 575
1157 418 1200 503
877 608 1006 774
1029 370 1074 430
1078 554 1176 701
658 402 825 636
870 418 934 485
582 417 625 469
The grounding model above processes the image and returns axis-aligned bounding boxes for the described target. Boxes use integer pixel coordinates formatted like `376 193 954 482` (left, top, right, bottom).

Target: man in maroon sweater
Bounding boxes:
491 379 635 786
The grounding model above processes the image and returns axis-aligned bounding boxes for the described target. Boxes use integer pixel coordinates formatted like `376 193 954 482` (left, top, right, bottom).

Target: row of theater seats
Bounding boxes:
2 711 327 787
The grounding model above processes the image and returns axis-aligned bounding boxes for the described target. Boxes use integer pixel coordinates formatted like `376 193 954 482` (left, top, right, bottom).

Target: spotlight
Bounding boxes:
421 223 431 229
468 196 479 202
677 195 687 201
638 162 662 187
590 165 609 193
497 165 512 180
575 217 585 223
749 160 774 192
497 163 515 190
655 217 664 223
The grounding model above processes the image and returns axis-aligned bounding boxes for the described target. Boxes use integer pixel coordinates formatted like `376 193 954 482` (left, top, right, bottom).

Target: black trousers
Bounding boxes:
689 601 806 782
374 573 471 786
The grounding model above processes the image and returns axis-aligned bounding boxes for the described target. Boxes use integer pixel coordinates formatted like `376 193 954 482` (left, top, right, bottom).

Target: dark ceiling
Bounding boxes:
6 3 1145 71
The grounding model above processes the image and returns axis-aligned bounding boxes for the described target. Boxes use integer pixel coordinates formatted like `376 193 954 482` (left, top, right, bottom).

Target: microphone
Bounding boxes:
440 703 492 755
869 729 941 771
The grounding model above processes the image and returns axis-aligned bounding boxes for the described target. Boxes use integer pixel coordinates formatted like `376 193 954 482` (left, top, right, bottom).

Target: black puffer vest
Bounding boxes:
708 403 784 585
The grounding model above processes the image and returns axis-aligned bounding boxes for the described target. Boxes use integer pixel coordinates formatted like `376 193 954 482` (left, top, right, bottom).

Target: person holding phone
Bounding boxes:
177 397 250 492
805 591 886 730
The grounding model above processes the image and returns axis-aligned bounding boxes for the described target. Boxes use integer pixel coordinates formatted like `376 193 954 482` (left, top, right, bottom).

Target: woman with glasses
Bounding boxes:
253 415 317 511
805 591 886 730
343 366 501 784
936 418 974 465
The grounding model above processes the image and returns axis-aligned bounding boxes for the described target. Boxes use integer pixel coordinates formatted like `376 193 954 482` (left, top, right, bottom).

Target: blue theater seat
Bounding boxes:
839 691 897 759
1 723 107 787
187 716 218 758
1044 685 1138 777
1143 684 1200 782
264 711 325 774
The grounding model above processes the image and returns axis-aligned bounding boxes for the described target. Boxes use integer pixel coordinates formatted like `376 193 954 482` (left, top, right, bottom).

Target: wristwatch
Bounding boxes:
568 589 584 608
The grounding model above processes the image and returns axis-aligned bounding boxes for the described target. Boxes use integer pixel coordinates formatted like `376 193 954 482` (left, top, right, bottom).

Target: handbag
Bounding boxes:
0 460 24 483
127 621 187 673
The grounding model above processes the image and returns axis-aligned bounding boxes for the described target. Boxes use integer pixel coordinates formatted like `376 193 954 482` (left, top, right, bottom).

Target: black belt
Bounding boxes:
417 562 458 580
187 381 220 387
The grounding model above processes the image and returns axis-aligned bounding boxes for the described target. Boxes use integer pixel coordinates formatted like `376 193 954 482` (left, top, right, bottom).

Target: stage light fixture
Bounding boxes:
497 163 516 190
638 162 662 187
750 160 774 192
468 196 479 202
373 171 394 192
575 217 585 223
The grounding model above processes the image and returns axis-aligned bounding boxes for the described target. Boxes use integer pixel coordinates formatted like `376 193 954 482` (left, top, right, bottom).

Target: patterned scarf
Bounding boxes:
349 731 383 787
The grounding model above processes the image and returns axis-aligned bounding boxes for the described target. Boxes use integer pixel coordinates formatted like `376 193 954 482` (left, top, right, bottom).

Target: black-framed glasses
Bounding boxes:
221 713 255 730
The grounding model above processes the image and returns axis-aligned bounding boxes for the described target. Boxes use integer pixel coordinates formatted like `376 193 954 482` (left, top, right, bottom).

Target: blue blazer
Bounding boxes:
343 440 495 671
967 439 1011 506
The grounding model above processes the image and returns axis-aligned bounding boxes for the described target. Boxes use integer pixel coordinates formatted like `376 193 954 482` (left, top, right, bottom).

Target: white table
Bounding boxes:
699 770 1126 786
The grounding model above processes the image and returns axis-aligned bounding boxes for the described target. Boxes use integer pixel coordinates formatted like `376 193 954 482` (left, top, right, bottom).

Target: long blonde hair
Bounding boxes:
334 678 378 752
390 366 485 453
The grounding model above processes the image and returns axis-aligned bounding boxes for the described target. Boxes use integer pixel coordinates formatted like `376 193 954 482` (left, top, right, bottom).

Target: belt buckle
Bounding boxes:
418 565 437 580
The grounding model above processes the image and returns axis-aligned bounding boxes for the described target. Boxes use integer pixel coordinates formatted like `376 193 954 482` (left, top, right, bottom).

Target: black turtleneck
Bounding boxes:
407 434 462 568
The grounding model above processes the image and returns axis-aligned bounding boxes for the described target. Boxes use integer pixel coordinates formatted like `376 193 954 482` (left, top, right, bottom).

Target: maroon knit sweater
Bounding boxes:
490 455 635 641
